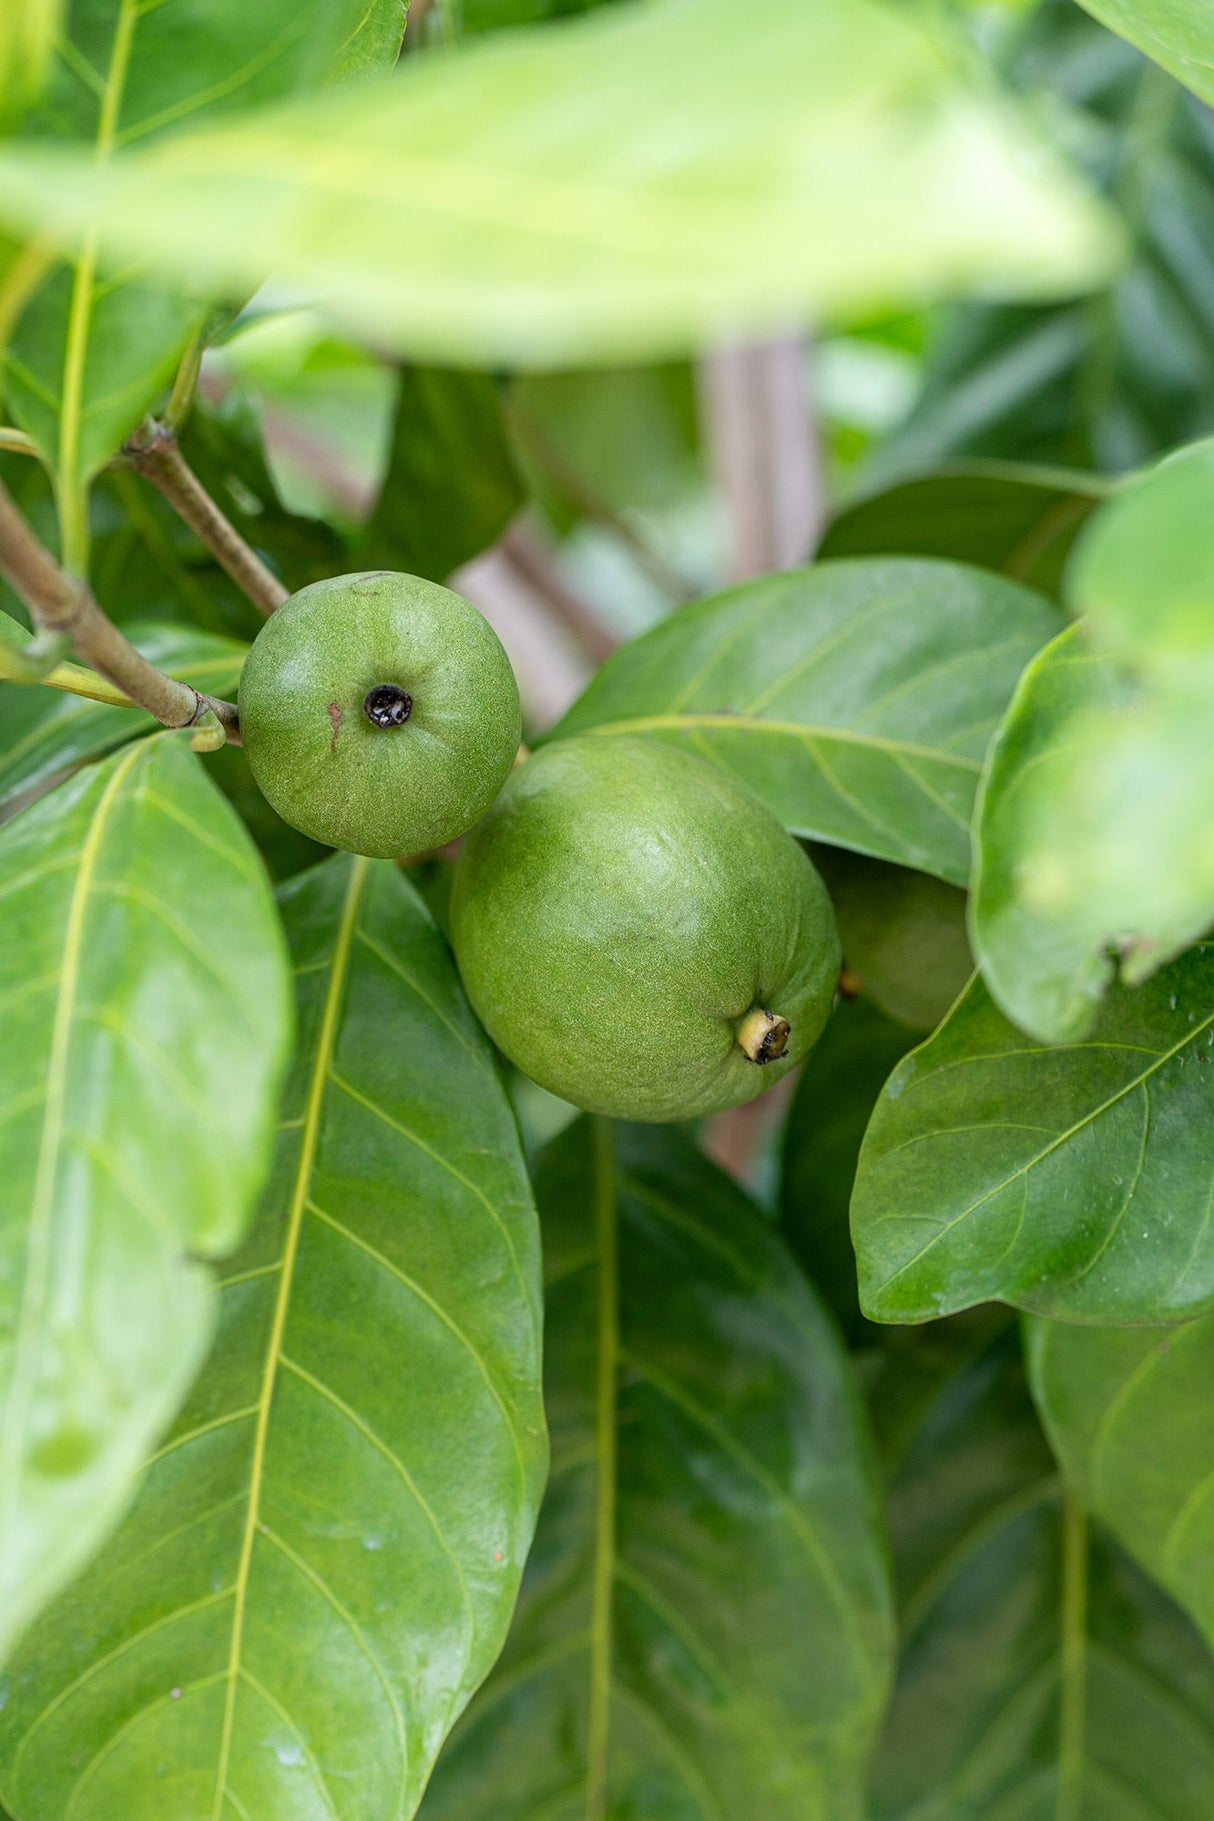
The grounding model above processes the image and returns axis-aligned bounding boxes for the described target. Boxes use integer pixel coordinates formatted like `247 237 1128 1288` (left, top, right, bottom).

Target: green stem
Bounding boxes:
1056 1493 1088 1821
121 418 287 617
586 1115 618 1821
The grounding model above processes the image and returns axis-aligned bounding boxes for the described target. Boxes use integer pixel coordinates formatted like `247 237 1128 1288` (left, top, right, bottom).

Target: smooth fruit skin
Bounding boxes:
450 735 841 1121
238 571 521 859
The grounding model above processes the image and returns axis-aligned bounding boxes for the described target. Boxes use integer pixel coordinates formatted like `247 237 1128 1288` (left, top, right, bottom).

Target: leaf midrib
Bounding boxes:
209 853 369 1821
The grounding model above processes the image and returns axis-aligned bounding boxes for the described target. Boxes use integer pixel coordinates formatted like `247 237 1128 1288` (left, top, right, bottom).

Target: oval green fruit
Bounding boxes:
450 735 841 1121
238 571 521 858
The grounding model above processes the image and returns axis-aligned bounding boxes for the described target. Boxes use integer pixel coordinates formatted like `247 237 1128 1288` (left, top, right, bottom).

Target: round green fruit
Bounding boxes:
238 571 521 859
450 735 841 1121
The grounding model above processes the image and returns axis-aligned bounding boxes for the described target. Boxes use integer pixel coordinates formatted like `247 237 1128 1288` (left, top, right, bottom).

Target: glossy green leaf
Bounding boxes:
359 365 524 582
0 0 1119 373
419 1118 893 1821
1066 437 1214 670
853 942 1214 1325
4 0 404 561
871 1319 1214 1819
0 851 545 1820
0 622 246 814
780 995 915 1344
812 846 973 1031
817 462 1108 599
0 733 291 1665
550 558 1064 885
1076 0 1214 107
1028 1311 1214 1656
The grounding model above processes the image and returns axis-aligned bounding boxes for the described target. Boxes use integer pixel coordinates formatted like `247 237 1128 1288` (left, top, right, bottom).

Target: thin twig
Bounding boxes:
0 477 240 743
121 417 288 617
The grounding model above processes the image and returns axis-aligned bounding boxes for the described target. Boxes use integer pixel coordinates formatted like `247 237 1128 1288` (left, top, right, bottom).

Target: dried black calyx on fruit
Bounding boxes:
363 683 413 728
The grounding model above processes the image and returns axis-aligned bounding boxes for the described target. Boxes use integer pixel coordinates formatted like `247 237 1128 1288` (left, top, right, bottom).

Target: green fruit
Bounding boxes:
238 571 521 859
450 735 840 1121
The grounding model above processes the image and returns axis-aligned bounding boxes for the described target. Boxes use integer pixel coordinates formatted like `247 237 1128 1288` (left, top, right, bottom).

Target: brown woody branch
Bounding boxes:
0 478 240 743
121 418 288 618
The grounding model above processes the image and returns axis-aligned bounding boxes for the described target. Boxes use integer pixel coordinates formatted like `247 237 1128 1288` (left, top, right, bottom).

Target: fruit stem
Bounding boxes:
735 1006 791 1065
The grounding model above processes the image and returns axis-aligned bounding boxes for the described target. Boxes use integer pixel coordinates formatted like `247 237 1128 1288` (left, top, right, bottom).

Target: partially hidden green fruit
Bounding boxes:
450 735 841 1121
238 571 521 858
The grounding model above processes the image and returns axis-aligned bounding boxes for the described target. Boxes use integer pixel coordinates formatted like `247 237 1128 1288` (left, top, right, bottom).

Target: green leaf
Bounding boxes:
549 558 1064 885
817 462 1109 599
0 0 62 116
813 846 973 1031
419 1118 893 1821
0 851 545 1819
974 614 1214 1040
780 996 915 1345
0 733 291 1665
1028 1311 1214 1657
1066 437 1214 672
329 0 407 81
1076 0 1214 107
852 943 1214 1325
0 622 246 814
359 365 524 582
0 0 1119 372
4 0 405 564
870 1320 1214 1818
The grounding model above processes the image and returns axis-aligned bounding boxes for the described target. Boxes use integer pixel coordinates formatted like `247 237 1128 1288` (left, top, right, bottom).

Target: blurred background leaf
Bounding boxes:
0 0 1118 374
872 0 1214 480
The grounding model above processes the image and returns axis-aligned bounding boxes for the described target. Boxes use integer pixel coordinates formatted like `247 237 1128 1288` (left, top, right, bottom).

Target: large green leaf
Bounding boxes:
817 462 1109 600
419 1118 893 1821
0 0 1118 373
359 365 524 582
0 733 291 1665
3 0 404 563
1028 1312 1214 1659
969 623 1214 1044
549 558 1064 885
852 942 1214 1325
0 851 546 1820
1076 0 1214 107
875 3 1214 478
0 622 246 814
871 1320 1214 1818
780 996 914 1345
